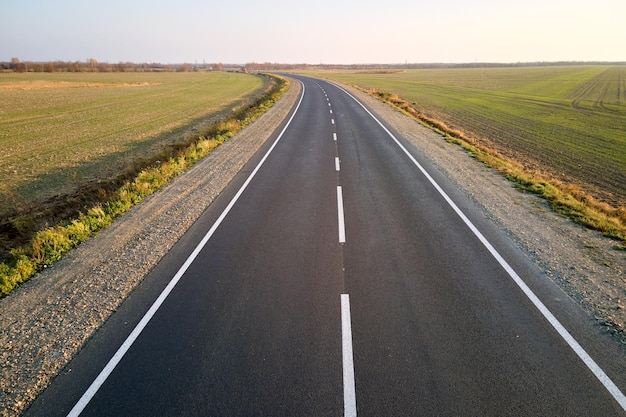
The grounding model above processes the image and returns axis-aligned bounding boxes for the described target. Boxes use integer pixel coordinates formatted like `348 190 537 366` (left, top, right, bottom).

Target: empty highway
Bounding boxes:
25 75 626 416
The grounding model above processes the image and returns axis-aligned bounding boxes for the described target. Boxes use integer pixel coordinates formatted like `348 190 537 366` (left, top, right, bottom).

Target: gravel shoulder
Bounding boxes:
0 80 302 417
342 84 626 339
1 77 625 416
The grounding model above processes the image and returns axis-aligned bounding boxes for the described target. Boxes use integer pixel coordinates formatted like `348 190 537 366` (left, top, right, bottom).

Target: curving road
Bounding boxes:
26 75 626 416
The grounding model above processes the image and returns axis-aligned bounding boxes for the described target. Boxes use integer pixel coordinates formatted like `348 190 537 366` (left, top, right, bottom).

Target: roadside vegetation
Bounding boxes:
313 67 626 244
0 73 287 296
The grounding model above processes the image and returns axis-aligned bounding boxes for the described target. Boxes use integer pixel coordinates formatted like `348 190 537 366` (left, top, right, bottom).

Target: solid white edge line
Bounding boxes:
335 157 341 172
332 82 626 412
66 80 307 417
337 186 346 243
341 294 357 417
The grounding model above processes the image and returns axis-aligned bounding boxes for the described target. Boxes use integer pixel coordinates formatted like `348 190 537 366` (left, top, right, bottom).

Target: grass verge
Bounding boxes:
0 75 288 297
367 88 626 243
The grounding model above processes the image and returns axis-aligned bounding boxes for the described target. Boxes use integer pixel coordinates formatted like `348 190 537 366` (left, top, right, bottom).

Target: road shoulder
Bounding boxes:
0 80 302 417
339 82 626 346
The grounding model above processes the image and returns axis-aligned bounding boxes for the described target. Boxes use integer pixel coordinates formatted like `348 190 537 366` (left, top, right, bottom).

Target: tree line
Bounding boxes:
246 61 626 71
1 58 231 73
4 58 625 74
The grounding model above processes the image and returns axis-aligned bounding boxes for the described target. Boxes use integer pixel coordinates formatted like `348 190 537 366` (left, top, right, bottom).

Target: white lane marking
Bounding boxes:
66 81 308 417
333 133 338 142
333 82 626 412
335 157 341 172
328 102 332 106
330 109 333 114
337 186 346 243
331 119 335 125
341 294 357 417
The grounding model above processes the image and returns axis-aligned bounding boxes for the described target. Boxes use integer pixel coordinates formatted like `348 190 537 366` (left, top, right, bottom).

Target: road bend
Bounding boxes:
25 75 626 416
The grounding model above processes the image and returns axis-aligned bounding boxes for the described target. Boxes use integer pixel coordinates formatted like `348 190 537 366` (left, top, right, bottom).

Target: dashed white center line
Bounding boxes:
320 83 356 416
333 82 626 412
337 186 346 243
341 294 357 417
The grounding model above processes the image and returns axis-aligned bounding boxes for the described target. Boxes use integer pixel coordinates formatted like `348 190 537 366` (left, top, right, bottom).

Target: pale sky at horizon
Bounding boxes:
1 0 624 64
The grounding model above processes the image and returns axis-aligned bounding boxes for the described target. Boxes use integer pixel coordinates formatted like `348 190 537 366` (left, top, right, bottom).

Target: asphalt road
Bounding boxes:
26 75 626 416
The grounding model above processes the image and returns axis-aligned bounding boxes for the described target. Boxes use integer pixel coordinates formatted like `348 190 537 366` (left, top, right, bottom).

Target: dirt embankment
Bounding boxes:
1 78 625 416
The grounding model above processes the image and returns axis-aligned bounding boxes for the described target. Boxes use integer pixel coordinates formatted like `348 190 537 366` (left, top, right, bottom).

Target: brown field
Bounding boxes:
0 80 155 91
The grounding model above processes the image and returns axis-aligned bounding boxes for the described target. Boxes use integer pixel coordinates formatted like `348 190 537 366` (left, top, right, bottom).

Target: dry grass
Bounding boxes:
0 80 155 91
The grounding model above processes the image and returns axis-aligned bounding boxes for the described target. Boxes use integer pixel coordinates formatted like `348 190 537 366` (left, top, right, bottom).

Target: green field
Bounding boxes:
0 72 285 295
0 71 266 210
315 66 626 207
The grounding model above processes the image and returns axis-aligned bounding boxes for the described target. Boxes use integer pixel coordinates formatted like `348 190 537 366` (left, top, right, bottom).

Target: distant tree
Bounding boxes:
11 57 25 72
44 61 55 72
67 61 79 72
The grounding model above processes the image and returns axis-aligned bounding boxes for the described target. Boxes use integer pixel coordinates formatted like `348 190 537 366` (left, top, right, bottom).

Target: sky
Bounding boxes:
1 0 625 64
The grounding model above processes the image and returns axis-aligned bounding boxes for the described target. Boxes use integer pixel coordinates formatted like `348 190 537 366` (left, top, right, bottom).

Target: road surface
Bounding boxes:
25 75 626 416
